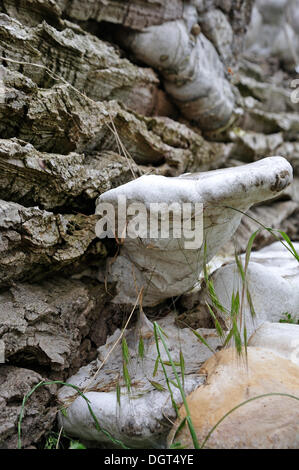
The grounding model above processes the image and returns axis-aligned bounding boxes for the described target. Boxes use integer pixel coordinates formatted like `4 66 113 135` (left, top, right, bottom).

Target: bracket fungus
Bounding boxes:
58 314 222 448
97 157 293 307
168 347 299 449
58 157 294 448
249 322 299 365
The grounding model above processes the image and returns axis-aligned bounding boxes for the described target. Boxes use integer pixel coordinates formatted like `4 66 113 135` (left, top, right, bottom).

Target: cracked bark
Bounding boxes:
0 0 298 449
0 199 107 286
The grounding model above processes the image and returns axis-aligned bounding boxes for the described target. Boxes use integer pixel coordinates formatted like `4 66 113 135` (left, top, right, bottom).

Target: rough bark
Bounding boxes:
0 0 298 449
227 130 299 175
215 0 254 52
56 0 184 30
0 366 57 449
0 138 139 211
245 0 299 70
0 277 113 374
0 200 106 286
231 200 299 252
0 13 161 116
0 0 63 27
0 65 226 169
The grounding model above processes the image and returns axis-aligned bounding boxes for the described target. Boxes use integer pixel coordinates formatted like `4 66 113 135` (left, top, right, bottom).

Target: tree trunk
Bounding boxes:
0 0 298 449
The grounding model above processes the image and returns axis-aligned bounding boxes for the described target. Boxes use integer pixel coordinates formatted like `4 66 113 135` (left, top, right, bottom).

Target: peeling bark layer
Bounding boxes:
0 13 159 115
0 0 63 27
0 138 139 211
56 0 184 30
0 0 298 450
0 66 226 168
0 278 110 373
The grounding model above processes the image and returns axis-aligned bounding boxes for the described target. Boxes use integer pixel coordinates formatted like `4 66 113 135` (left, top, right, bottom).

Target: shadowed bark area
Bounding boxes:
0 277 112 373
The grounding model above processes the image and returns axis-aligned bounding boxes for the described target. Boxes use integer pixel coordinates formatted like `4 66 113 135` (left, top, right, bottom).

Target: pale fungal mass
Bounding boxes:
98 157 293 306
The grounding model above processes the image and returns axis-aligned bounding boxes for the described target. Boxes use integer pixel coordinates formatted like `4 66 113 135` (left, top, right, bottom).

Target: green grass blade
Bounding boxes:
245 230 259 272
69 441 87 449
163 361 181 367
153 324 179 415
246 287 256 319
138 336 145 360
170 442 185 449
232 318 242 355
235 252 245 283
123 361 131 393
223 205 299 262
206 302 225 340
172 417 187 442
116 381 121 407
148 380 166 392
200 392 299 449
60 407 68 418
223 327 234 347
190 328 216 354
207 279 227 314
122 337 130 364
169 379 180 389
231 291 240 320
153 356 159 377
180 350 185 390
154 322 200 449
18 381 128 449
276 230 299 261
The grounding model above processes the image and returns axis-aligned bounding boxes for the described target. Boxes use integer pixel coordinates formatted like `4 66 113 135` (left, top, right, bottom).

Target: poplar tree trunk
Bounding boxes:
0 0 298 448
